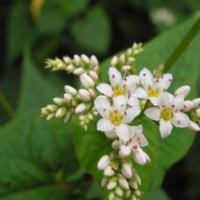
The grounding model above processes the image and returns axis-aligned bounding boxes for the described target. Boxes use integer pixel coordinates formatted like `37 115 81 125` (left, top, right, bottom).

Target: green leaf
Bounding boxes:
146 189 171 200
7 0 37 62
74 14 200 198
71 6 111 53
0 111 78 200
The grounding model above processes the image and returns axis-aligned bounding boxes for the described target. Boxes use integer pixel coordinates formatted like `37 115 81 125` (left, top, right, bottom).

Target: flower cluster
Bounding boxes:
41 43 200 200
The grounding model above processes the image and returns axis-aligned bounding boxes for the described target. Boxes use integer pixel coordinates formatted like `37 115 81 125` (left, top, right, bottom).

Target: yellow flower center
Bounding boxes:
161 108 173 121
109 111 124 125
147 87 159 97
113 86 126 97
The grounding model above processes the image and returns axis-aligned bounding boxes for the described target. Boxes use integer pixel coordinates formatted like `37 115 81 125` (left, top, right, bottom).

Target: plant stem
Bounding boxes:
163 16 200 73
0 89 15 119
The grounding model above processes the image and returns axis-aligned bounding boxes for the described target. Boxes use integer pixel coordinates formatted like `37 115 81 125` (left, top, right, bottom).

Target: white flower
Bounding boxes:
119 125 150 165
139 68 173 105
94 95 141 142
145 92 191 138
97 67 145 108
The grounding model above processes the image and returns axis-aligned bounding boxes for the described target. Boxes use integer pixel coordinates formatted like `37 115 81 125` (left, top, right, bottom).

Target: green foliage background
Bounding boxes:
0 0 200 200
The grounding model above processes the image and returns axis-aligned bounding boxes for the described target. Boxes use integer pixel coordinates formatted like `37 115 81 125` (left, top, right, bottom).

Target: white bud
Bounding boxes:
80 74 95 89
182 100 194 112
192 98 200 108
89 70 99 81
112 140 120 150
135 190 141 197
74 54 81 64
88 88 96 98
64 85 77 96
78 89 91 101
91 55 99 66
119 177 129 190
64 93 72 103
175 86 190 98
63 56 71 64
41 108 49 116
56 107 67 118
47 104 57 112
47 113 55 120
66 64 75 72
189 121 200 132
101 177 108 187
81 54 90 63
115 187 124 197
133 148 150 165
107 181 117 190
122 65 131 72
122 163 133 179
73 67 84 75
126 190 131 198
129 180 138 190
130 195 137 200
64 111 72 123
53 98 65 106
97 155 110 171
128 57 136 63
108 192 115 200
105 131 117 140
104 166 115 177
119 54 125 63
119 145 131 158
111 56 118 66
196 109 200 118
75 103 87 114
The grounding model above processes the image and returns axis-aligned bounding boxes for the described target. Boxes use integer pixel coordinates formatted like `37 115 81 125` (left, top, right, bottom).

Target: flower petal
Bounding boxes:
144 107 160 121
124 75 140 92
158 92 170 108
94 96 111 118
172 112 191 128
97 83 113 97
133 148 150 165
113 96 127 112
139 68 154 90
171 95 184 110
116 124 129 142
158 73 173 91
127 96 140 108
159 119 173 138
174 86 190 98
132 87 148 99
149 97 159 106
123 107 141 123
97 119 114 132
109 67 122 87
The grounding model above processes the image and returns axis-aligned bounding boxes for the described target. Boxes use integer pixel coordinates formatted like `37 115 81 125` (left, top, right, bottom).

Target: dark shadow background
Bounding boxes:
0 0 200 200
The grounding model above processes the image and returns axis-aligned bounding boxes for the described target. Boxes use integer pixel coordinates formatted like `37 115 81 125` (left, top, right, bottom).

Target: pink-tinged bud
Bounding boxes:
78 89 91 101
97 155 110 171
89 70 99 81
91 55 99 66
189 121 200 132
74 54 81 64
122 163 133 179
119 177 129 190
101 177 108 187
64 93 72 103
81 54 90 63
64 85 77 96
73 67 84 75
104 166 115 177
107 181 117 190
175 86 190 97
80 74 95 89
133 148 150 165
75 103 87 114
196 109 200 118
122 65 131 72
182 100 194 111
111 56 118 66
119 145 131 158
192 98 200 108
115 187 124 197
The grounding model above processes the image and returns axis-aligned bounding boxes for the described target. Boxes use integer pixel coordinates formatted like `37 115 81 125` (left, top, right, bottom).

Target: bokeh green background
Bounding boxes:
0 0 200 200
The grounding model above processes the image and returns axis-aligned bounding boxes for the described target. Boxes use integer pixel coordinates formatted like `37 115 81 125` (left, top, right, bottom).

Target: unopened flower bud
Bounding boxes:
63 56 71 64
112 140 120 150
126 190 131 198
91 55 99 66
135 190 141 197
79 89 91 101
122 65 131 72
196 108 200 118
104 166 115 177
108 192 115 200
119 145 131 158
129 179 138 189
130 195 137 200
80 74 95 89
192 98 200 108
47 104 58 112
64 85 77 96
101 177 108 187
111 56 118 66
97 155 110 171
75 103 87 114
89 70 99 81
119 177 129 190
107 180 117 190
175 86 190 97
56 107 67 118
115 187 124 197
74 54 81 64
182 100 194 111
73 67 84 75
122 163 133 179
41 108 49 116
189 121 200 131
47 113 55 120
66 64 75 72
119 54 125 63
64 93 72 103
81 54 90 63
53 98 65 106
64 111 72 123
133 148 150 165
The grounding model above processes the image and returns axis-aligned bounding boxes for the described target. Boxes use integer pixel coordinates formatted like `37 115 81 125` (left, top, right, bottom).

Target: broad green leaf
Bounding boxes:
7 0 37 62
74 13 200 199
146 189 171 200
71 6 111 53
0 111 78 200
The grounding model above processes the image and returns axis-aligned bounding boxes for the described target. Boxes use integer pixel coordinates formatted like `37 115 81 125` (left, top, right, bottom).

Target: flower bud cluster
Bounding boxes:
98 153 141 200
110 43 143 74
45 54 99 77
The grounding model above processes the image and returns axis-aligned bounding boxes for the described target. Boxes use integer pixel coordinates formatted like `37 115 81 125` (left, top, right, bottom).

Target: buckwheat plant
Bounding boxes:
41 42 200 200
